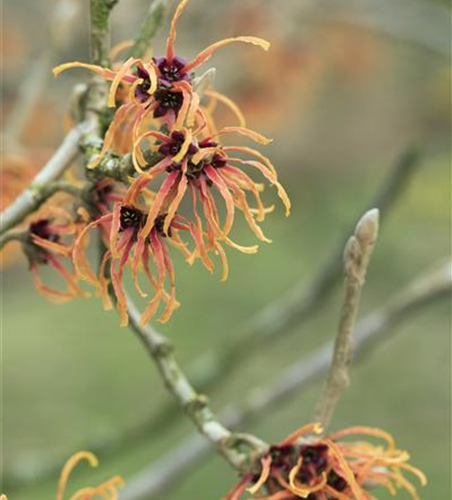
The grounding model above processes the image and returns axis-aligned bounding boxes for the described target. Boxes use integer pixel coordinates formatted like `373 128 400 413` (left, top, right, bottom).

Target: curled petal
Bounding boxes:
89 103 135 169
187 91 200 127
277 422 324 447
247 455 272 494
172 128 193 163
183 36 270 73
158 238 178 323
224 176 271 243
57 451 98 500
97 250 113 310
326 439 365 500
204 165 235 236
217 126 272 145
132 236 148 298
108 57 141 107
228 157 290 216
288 457 328 497
110 203 122 259
224 145 277 177
140 171 180 238
166 0 192 61
329 427 396 450
164 162 188 235
31 235 72 257
109 39 134 60
73 214 112 283
53 62 117 80
213 241 228 282
30 265 75 304
221 474 253 500
205 90 246 127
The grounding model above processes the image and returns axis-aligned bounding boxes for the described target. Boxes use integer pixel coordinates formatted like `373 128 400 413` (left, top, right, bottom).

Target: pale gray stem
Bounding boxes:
131 0 171 58
89 0 118 66
314 208 380 429
126 298 268 472
0 126 84 234
118 258 450 500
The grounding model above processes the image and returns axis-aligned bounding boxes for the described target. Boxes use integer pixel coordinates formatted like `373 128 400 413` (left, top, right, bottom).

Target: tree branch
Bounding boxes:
126 298 268 473
0 126 84 234
314 208 380 429
125 148 419 431
89 0 118 66
131 0 171 58
118 258 450 500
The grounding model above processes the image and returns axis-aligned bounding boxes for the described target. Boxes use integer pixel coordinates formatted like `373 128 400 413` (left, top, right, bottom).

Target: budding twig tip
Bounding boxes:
355 208 379 244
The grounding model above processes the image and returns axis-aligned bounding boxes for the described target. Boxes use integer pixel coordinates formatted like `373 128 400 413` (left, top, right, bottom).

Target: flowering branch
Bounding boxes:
118 257 450 500
4 148 420 486
119 147 420 434
315 208 380 429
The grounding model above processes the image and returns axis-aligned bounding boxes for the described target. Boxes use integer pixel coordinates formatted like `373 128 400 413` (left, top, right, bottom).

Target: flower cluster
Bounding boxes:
42 0 290 326
223 423 426 500
22 205 89 303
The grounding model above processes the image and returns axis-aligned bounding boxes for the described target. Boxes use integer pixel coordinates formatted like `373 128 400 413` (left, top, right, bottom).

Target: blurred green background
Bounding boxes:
2 0 451 499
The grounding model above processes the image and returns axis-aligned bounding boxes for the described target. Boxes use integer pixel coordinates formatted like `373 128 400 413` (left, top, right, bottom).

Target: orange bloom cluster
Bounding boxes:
48 0 290 325
223 424 426 500
22 205 88 303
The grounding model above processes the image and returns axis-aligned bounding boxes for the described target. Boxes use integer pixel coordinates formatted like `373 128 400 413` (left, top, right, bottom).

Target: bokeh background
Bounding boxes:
2 0 451 499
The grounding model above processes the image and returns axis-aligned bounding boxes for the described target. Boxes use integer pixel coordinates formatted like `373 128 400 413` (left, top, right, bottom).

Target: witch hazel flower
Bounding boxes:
223 423 427 500
73 195 209 326
52 0 270 168
22 206 89 304
127 125 290 265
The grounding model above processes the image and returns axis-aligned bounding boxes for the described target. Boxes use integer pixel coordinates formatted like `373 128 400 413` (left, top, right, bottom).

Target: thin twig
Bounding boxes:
131 0 172 58
0 181 83 249
0 228 29 250
89 0 118 66
314 208 380 429
126 298 268 472
0 126 84 235
117 258 450 500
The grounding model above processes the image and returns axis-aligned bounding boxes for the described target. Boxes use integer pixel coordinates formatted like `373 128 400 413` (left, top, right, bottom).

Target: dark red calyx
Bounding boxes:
154 56 190 85
153 88 184 118
30 219 59 242
120 206 146 231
